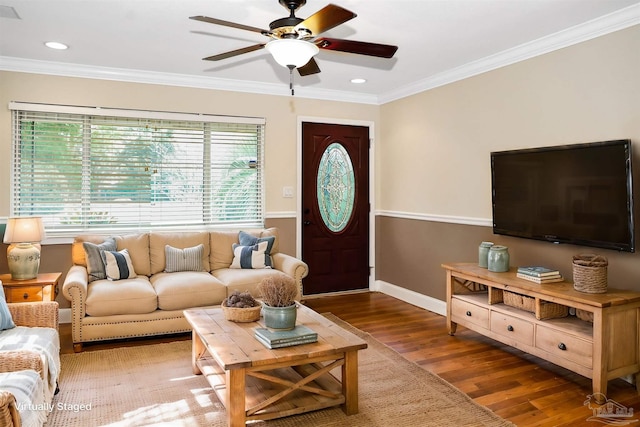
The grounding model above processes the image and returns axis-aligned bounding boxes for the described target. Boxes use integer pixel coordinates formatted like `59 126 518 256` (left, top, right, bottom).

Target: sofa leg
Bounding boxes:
73 343 83 353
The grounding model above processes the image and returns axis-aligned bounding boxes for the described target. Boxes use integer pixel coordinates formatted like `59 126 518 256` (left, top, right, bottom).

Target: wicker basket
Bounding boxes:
503 290 568 320
576 309 594 323
573 254 608 294
221 302 262 323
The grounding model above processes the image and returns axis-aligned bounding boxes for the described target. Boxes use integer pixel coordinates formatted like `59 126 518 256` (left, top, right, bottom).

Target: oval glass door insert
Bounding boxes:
317 142 355 232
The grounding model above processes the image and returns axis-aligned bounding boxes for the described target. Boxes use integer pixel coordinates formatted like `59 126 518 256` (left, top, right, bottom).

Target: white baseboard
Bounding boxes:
372 280 446 316
58 282 445 325
59 308 71 324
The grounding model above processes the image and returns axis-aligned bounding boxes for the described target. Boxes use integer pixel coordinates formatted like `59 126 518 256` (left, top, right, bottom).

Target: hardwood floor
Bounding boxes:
59 292 640 426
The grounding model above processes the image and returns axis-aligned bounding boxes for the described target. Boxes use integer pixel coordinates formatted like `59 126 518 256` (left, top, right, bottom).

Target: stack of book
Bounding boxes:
516 266 564 284
254 325 318 349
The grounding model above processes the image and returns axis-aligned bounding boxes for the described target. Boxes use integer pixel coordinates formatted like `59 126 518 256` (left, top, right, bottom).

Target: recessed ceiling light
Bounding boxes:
45 41 68 50
350 78 367 84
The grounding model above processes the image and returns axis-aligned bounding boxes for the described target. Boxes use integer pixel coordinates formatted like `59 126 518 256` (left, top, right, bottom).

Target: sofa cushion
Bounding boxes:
83 237 116 282
85 277 157 316
150 272 226 311
212 268 288 298
0 283 15 331
149 232 210 274
165 244 204 273
102 249 137 280
209 231 240 271
115 233 151 276
72 235 111 267
230 241 270 269
238 231 275 267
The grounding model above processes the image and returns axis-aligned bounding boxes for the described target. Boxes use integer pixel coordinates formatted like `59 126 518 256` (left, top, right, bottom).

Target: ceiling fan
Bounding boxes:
190 0 398 85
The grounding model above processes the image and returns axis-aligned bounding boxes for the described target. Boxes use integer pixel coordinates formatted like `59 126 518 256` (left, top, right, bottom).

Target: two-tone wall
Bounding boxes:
376 25 640 311
1 25 639 313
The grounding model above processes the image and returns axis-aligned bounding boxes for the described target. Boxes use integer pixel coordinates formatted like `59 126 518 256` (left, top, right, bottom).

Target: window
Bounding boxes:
9 103 265 236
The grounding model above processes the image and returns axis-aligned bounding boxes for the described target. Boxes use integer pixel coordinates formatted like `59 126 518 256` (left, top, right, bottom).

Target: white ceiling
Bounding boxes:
1 0 639 104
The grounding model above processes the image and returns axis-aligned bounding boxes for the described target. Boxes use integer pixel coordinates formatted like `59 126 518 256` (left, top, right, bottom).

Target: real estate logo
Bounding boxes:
584 393 637 425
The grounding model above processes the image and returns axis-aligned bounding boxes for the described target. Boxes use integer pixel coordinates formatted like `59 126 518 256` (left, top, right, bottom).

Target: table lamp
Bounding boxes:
3 217 46 280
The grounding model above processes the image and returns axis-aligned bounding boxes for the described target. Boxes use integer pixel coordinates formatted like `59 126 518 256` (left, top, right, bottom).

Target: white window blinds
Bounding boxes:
9 103 265 235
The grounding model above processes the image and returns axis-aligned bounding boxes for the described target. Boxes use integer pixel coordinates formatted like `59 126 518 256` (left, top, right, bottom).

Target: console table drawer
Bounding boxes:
451 298 489 329
491 312 534 346
536 325 592 368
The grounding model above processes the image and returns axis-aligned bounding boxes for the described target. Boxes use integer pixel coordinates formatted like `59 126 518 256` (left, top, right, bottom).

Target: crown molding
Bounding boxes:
0 4 637 106
0 56 379 105
378 4 640 104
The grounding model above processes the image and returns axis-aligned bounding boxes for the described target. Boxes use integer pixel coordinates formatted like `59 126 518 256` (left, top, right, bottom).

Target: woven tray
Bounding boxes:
573 254 608 294
503 290 568 320
221 302 262 322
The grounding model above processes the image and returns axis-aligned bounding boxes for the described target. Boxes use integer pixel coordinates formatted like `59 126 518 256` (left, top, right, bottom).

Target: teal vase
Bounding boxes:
487 245 510 272
478 241 494 268
262 303 297 331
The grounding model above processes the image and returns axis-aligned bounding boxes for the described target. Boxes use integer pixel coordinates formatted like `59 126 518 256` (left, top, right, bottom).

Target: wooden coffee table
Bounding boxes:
184 303 368 427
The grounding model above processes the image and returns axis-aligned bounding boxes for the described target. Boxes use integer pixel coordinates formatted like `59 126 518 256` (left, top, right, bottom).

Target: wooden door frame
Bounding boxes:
296 116 376 294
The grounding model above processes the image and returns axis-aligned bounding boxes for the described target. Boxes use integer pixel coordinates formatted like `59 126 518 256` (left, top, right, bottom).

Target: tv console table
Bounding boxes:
443 262 640 400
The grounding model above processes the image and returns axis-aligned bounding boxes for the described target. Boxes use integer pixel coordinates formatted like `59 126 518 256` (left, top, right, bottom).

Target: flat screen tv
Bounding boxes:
491 139 635 252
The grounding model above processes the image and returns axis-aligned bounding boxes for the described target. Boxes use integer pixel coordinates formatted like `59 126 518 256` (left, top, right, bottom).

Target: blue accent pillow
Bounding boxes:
238 231 275 267
230 241 269 269
0 283 16 331
84 237 117 282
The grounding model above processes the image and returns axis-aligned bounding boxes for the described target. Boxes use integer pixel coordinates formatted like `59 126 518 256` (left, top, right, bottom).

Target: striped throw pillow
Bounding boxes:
238 231 275 267
101 249 137 281
230 241 270 269
165 244 204 273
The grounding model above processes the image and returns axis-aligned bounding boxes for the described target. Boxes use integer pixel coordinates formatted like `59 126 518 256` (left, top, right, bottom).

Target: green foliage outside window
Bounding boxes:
11 108 264 234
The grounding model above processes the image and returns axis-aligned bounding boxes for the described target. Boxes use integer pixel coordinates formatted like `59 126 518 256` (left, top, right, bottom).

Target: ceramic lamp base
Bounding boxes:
7 243 41 280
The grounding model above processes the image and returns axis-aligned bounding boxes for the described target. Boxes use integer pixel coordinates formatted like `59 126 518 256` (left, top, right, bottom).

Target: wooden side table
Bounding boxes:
0 272 62 303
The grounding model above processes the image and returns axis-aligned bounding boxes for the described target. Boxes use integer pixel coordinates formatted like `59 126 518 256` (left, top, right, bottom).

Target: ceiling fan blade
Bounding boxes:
296 4 356 36
203 44 266 61
190 15 269 35
297 58 321 76
316 38 398 58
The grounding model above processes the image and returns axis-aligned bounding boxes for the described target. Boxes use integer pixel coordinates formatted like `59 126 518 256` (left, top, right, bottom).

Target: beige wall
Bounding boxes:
377 25 640 299
0 72 379 217
0 72 378 306
379 26 639 219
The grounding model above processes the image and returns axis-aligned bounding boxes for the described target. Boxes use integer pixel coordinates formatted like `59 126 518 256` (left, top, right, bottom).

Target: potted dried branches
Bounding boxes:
258 273 298 330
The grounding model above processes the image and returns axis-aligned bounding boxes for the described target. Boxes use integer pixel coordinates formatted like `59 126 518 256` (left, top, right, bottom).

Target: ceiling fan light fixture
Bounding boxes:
266 39 319 68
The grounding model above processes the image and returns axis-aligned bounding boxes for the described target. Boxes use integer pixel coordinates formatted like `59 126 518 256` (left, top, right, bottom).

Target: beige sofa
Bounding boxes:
62 228 308 352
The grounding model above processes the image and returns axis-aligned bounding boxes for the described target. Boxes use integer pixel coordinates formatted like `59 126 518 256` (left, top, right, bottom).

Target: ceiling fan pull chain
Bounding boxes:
288 64 295 96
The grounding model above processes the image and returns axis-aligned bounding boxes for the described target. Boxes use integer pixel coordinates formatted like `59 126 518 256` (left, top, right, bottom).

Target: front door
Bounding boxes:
301 122 370 295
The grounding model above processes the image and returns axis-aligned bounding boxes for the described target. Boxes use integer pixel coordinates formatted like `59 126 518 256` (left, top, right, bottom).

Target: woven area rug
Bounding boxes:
45 315 514 426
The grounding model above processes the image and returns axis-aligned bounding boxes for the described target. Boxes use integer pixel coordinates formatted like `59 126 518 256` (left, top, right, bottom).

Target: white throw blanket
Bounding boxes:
0 370 48 427
0 326 60 401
